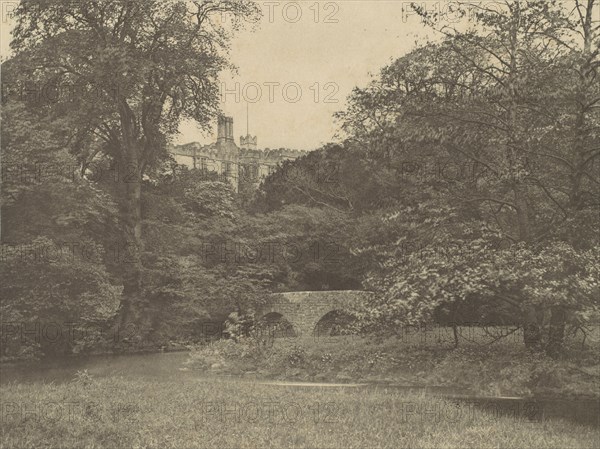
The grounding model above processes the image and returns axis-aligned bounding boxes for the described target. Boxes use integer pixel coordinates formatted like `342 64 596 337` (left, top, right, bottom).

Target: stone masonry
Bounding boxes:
257 290 372 337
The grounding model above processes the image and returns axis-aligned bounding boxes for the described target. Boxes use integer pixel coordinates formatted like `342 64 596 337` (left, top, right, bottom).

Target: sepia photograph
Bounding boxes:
0 1 599 448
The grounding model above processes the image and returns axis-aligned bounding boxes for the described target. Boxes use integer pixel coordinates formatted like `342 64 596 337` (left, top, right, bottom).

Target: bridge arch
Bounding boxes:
257 311 296 337
313 309 357 336
257 291 371 337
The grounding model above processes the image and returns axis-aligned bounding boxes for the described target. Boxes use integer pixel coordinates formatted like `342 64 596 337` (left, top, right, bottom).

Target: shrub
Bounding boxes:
286 345 307 367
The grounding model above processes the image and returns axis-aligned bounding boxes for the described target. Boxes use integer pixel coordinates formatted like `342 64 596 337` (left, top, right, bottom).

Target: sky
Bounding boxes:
0 0 440 150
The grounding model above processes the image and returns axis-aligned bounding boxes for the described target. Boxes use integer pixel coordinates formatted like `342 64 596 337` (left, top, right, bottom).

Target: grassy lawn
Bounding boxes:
2 374 599 449
2 329 598 448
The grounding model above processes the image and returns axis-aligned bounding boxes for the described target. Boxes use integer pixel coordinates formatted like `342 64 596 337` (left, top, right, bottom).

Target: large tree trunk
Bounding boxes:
117 149 144 329
114 98 146 332
546 306 567 357
505 9 541 350
515 184 543 349
523 307 543 350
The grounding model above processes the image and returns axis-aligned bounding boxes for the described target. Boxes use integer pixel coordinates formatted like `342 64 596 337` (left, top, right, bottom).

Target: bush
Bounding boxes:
285 345 307 367
0 237 121 360
186 335 275 373
186 334 600 397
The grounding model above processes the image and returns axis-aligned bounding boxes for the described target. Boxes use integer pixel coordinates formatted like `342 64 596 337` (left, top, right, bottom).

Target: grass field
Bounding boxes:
1 328 598 448
1 374 599 449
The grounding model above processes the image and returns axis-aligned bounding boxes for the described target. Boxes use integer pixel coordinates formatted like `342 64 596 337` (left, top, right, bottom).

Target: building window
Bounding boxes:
223 161 233 177
240 164 258 182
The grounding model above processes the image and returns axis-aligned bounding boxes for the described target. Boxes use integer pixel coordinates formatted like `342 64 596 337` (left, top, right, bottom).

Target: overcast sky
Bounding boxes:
1 1 438 150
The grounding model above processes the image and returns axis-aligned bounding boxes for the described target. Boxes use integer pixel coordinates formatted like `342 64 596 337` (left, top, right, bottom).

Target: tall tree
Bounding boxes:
529 0 600 353
8 0 260 327
337 0 599 353
405 0 599 349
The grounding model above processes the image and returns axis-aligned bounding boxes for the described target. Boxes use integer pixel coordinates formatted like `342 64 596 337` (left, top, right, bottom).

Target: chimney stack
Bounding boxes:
217 116 234 143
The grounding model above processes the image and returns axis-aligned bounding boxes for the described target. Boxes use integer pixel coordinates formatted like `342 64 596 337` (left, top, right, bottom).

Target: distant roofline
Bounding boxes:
170 142 309 154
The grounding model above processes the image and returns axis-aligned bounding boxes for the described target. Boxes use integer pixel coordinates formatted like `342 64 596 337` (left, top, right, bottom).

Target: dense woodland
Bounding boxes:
1 0 598 360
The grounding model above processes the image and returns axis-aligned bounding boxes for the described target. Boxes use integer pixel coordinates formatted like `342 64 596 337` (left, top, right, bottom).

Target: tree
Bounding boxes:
8 0 261 327
254 143 403 213
1 101 121 359
525 0 600 353
338 0 599 353
413 0 600 349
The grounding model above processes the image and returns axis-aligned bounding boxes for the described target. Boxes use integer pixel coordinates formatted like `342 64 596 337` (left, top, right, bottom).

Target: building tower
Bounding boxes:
217 115 234 144
240 103 257 150
240 134 258 150
215 115 239 193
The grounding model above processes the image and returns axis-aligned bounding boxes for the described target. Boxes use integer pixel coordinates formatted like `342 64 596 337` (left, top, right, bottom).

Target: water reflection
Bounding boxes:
0 351 190 385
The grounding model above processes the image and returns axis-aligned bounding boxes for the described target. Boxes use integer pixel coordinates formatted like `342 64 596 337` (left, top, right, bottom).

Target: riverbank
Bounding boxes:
186 335 600 400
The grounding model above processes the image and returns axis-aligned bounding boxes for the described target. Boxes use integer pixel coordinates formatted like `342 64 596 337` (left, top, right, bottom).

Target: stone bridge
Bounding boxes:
257 290 372 337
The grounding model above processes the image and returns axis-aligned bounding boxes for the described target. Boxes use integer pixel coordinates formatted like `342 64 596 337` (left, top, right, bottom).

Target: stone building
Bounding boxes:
170 116 305 192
